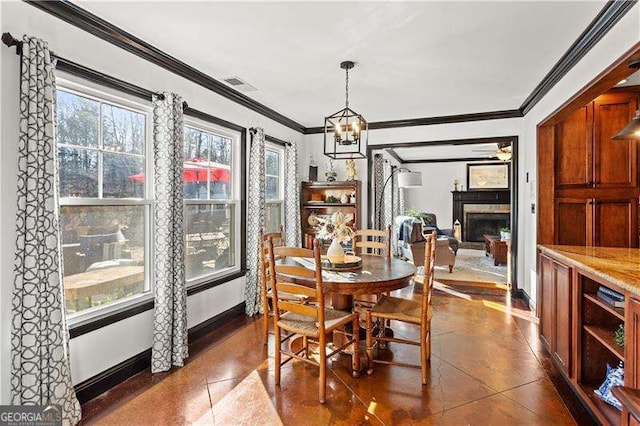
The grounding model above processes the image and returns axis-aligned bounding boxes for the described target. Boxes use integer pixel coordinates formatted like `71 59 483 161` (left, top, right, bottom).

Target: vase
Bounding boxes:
327 238 345 263
500 231 511 241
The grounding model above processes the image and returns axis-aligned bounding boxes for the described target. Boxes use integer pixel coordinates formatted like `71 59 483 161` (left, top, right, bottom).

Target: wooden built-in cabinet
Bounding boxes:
300 181 361 249
539 88 640 249
539 254 573 374
538 248 640 425
555 197 638 247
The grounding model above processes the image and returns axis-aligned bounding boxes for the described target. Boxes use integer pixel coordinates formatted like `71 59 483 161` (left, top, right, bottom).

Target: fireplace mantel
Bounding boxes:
452 190 511 241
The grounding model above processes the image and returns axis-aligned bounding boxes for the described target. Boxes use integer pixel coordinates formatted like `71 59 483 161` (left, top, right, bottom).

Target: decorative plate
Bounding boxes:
321 255 362 271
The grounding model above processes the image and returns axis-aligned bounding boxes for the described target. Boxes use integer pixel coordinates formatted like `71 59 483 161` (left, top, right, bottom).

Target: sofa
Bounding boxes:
395 216 457 273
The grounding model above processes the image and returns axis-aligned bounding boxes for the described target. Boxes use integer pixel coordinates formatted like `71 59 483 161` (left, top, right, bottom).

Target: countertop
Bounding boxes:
538 245 640 295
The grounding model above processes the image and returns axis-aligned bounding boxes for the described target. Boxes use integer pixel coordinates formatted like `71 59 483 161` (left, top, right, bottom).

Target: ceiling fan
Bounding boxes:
472 142 512 161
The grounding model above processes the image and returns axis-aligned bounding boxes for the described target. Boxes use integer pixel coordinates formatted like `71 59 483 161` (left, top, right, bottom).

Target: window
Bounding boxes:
184 122 241 284
56 87 152 319
265 145 284 233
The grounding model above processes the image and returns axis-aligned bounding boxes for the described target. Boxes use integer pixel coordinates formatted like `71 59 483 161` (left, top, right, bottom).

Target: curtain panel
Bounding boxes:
151 93 188 373
245 128 266 316
284 141 301 247
11 35 82 425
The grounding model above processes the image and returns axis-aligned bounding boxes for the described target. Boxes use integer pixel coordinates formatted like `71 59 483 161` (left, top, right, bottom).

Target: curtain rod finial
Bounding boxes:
2 32 22 55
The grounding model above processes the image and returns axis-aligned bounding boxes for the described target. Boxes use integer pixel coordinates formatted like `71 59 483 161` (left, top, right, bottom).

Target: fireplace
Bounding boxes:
464 212 510 242
451 190 511 242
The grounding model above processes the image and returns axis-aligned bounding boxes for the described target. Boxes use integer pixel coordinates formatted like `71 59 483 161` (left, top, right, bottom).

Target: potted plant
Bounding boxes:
500 226 511 241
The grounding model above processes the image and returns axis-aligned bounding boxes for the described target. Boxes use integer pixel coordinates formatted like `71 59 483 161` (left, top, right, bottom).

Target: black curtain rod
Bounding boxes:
2 32 22 55
249 128 291 147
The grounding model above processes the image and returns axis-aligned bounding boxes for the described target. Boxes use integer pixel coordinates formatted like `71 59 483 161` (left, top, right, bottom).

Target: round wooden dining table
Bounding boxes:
280 254 417 308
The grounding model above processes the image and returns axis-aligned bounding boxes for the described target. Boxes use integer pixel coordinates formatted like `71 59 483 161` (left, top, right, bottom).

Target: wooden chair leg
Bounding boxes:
262 304 270 346
365 311 374 375
303 335 309 359
420 326 428 385
352 316 360 377
274 324 281 385
319 333 327 404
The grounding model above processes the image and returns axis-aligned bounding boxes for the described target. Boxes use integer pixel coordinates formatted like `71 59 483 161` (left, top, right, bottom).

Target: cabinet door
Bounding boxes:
555 104 593 188
594 198 638 248
539 255 555 352
554 263 572 374
594 93 638 188
626 298 640 390
555 198 592 246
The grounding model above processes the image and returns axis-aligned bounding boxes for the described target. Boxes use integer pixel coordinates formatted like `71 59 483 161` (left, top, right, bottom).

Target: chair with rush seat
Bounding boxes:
366 231 437 384
266 238 360 403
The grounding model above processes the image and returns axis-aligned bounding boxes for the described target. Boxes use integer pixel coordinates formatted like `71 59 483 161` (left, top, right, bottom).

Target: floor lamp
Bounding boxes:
377 166 423 230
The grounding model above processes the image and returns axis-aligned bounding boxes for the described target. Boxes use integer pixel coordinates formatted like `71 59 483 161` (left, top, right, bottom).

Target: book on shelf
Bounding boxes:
597 290 625 308
598 286 624 302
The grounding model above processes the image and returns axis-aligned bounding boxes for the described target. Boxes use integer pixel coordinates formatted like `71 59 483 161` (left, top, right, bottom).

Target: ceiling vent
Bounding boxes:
222 76 257 92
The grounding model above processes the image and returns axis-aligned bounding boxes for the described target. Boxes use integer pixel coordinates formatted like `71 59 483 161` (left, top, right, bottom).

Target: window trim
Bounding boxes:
56 81 156 327
183 117 243 287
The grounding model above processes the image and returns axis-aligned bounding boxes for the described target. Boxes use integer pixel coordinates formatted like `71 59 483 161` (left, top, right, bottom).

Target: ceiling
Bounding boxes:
389 142 510 162
78 1 605 128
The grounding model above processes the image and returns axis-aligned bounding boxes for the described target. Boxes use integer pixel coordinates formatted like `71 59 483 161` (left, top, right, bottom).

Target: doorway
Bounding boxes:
367 136 520 293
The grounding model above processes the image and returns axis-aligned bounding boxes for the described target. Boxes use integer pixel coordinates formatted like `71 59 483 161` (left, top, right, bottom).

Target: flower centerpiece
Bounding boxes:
316 211 354 262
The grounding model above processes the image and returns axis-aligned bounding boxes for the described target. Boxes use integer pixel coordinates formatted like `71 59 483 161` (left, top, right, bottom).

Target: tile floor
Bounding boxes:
81 283 593 425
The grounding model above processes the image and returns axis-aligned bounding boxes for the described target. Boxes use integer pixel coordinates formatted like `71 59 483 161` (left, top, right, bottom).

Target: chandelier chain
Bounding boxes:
345 67 349 109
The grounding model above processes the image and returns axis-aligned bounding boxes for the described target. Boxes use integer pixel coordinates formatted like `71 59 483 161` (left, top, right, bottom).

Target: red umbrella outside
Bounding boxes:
128 158 231 184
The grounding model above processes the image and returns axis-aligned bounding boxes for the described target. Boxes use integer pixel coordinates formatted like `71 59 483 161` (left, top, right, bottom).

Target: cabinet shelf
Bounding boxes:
583 325 624 362
303 203 356 208
584 293 625 321
577 383 621 426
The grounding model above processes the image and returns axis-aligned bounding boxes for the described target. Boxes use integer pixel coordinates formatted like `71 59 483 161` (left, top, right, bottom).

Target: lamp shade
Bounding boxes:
613 109 640 140
398 171 422 188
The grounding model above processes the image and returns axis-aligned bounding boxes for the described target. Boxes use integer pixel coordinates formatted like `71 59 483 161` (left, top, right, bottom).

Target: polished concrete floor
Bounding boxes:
81 284 592 425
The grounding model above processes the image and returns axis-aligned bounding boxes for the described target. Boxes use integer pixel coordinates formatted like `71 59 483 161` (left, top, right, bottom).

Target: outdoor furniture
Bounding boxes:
366 231 437 384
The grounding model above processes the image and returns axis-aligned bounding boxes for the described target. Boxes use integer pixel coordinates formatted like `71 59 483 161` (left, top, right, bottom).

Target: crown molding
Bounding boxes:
25 0 306 133
25 0 636 134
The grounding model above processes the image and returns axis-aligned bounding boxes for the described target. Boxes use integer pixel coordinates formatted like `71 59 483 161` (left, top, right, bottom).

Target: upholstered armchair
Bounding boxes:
395 216 456 272
419 213 459 255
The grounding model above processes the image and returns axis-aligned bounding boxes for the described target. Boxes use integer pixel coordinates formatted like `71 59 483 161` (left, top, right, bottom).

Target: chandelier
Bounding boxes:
324 61 368 159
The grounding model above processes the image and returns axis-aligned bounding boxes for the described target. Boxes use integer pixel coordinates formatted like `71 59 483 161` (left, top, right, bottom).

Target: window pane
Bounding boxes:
103 153 145 198
185 203 235 281
102 104 145 155
58 147 99 198
265 150 280 176
56 90 99 148
265 176 279 200
265 202 282 234
210 135 232 166
60 205 147 314
184 126 232 201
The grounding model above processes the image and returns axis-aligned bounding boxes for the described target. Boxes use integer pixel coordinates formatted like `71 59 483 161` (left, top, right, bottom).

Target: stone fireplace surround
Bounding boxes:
451 190 511 242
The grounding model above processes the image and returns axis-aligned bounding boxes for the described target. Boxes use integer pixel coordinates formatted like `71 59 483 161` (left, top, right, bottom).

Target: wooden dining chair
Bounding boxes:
260 225 308 345
353 225 392 257
365 231 437 384
266 238 360 403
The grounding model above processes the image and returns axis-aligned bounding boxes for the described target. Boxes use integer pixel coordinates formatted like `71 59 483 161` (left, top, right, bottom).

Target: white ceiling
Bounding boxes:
391 142 509 161
78 1 605 128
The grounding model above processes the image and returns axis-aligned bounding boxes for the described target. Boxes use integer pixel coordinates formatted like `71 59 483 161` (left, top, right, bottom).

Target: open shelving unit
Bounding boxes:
300 181 361 249
579 274 625 425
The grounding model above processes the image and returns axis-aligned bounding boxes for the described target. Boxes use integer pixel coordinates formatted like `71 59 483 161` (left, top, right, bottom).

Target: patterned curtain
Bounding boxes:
373 154 385 230
11 35 82 424
284 141 301 247
245 128 266 316
151 93 188 373
381 162 394 231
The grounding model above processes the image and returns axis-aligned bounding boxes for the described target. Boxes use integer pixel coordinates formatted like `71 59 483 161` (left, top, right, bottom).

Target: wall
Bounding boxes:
396 161 467 226
0 2 303 403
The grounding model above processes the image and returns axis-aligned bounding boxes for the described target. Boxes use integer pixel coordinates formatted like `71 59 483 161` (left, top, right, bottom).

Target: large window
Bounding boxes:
184 122 241 284
56 86 151 318
265 145 284 233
